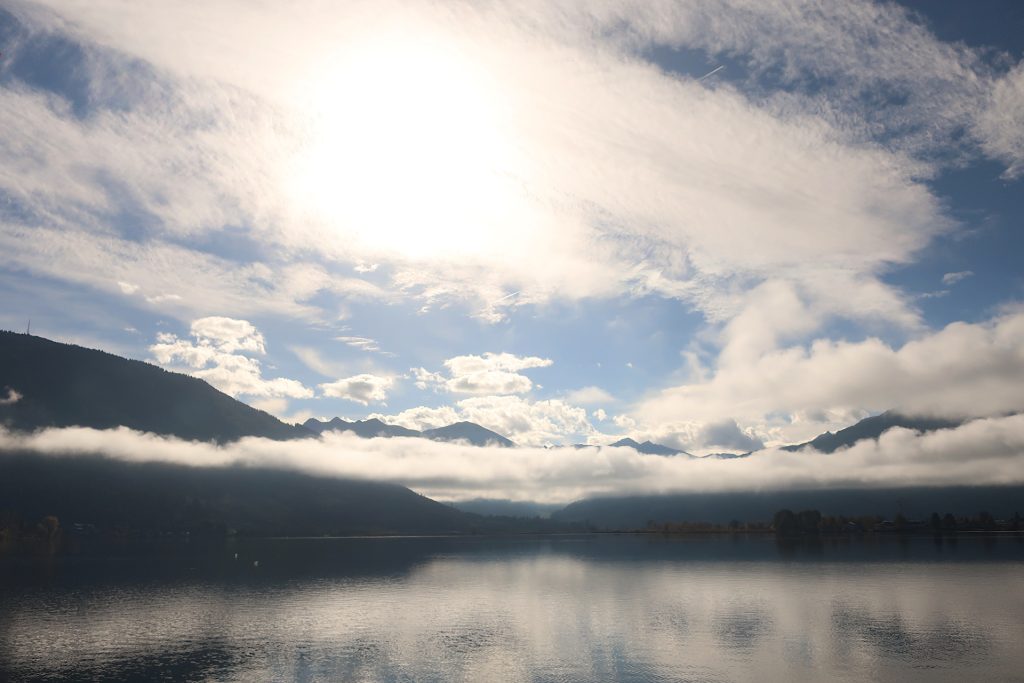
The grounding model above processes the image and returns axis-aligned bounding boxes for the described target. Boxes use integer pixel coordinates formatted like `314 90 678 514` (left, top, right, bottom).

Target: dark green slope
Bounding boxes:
0 453 477 536
0 331 309 442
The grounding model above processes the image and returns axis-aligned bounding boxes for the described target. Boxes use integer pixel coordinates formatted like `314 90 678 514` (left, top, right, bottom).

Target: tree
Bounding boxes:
773 509 797 536
39 515 60 541
797 509 822 534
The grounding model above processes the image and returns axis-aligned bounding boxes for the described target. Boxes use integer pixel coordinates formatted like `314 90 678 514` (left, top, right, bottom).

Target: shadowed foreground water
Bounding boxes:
1 535 1022 682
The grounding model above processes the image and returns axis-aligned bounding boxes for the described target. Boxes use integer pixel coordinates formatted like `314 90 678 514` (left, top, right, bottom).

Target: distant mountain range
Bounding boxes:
1 331 971 457
3 331 1002 534
608 411 967 458
608 437 690 456
779 410 963 453
303 417 515 447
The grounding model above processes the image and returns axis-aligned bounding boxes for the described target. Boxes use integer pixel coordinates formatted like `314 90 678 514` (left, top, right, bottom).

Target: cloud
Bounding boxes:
379 395 593 446
414 353 553 395
370 405 461 432
3 414 1024 504
1 0 994 335
635 311 1024 446
319 374 393 405
290 346 347 378
247 397 289 418
150 318 312 399
593 409 608 422
942 271 974 286
190 317 266 353
116 281 139 295
336 336 385 354
976 63 1024 179
613 414 636 430
0 388 22 405
564 386 614 405
696 419 764 453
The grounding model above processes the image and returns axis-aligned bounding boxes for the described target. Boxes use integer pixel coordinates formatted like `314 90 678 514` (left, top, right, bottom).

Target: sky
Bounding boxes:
1 0 1023 456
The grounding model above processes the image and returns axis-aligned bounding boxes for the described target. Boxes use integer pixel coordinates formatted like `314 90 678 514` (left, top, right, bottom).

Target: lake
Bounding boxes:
1 534 1022 682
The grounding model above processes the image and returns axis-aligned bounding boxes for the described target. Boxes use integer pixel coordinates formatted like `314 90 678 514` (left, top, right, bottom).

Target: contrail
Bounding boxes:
698 65 725 81
491 290 521 304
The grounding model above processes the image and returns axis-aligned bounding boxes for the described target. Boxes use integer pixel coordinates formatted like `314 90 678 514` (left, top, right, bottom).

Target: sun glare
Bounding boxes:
290 30 527 261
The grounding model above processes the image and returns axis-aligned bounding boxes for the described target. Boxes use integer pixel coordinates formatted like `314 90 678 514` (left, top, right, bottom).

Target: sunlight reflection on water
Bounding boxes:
1 535 1022 682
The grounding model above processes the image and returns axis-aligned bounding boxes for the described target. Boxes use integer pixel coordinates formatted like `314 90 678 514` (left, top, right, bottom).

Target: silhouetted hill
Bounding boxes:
303 417 421 438
423 421 515 447
303 417 515 447
609 437 690 456
553 487 1024 529
0 452 475 536
780 411 962 453
449 498 562 518
0 332 309 442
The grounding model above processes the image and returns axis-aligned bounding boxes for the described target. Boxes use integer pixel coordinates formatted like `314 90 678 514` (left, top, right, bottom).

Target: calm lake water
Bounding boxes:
1 534 1022 682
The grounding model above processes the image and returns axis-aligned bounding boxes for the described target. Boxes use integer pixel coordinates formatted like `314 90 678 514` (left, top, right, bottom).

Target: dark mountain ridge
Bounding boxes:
609 437 690 456
0 331 309 442
780 410 963 453
304 417 515 447
303 417 421 439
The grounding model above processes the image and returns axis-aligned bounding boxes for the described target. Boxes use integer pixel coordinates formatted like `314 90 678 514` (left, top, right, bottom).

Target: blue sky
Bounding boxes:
1 0 1023 453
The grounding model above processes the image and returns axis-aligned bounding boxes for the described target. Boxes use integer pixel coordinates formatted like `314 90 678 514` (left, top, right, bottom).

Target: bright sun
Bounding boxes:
290 29 527 262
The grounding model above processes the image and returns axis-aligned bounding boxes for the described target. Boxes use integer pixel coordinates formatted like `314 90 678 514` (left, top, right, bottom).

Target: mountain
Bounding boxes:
0 331 309 442
553 486 1024 529
780 410 962 453
0 332 571 536
0 451 481 536
303 417 421 439
449 498 563 518
609 437 690 456
423 421 515 447
304 417 515 447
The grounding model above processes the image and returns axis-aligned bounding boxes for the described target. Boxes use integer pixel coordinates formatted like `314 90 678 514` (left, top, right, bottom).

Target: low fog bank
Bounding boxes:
2 414 1024 505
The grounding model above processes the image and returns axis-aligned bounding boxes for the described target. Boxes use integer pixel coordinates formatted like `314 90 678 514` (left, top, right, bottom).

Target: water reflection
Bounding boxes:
0 535 1021 682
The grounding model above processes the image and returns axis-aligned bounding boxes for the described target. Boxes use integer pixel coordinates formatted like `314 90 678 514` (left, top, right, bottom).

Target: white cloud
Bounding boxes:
593 409 608 422
564 386 614 405
942 270 974 286
319 374 393 405
0 0 993 335
370 405 461 432
976 63 1024 179
696 419 764 453
336 336 384 354
248 397 289 418
150 318 312 399
379 395 593 446
0 388 23 405
145 293 183 305
4 414 1024 504
635 311 1024 446
116 281 139 295
613 414 636 430
414 352 553 395
290 346 347 378
190 316 266 354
